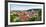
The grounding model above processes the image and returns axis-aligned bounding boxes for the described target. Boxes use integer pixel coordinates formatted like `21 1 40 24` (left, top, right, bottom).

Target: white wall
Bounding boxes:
0 0 46 27
0 0 4 27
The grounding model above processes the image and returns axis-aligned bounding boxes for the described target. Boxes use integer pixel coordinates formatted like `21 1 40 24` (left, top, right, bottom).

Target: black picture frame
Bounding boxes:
5 1 45 26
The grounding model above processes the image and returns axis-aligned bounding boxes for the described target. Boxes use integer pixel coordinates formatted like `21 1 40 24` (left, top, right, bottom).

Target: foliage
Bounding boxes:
10 14 18 22
10 9 42 22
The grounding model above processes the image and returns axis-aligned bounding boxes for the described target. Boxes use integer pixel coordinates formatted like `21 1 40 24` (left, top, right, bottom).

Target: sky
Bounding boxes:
10 3 43 10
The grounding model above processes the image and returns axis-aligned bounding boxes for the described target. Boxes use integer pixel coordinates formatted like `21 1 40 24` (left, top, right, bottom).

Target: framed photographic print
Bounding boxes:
5 1 45 26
